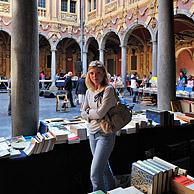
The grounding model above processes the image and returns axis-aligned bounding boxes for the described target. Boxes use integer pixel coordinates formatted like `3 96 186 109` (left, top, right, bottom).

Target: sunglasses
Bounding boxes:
89 61 104 68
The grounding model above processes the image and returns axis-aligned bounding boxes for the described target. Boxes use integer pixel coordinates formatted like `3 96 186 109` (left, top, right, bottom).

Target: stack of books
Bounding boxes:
22 132 56 156
130 156 179 194
69 123 88 140
49 127 70 144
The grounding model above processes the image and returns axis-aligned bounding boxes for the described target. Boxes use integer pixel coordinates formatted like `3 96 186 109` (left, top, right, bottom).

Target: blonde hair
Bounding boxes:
85 60 109 92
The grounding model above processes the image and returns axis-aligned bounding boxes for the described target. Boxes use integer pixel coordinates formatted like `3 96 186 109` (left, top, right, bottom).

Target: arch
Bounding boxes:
176 47 193 59
0 29 11 37
84 35 99 52
121 21 154 47
39 32 51 47
175 8 193 19
55 35 80 49
99 29 121 50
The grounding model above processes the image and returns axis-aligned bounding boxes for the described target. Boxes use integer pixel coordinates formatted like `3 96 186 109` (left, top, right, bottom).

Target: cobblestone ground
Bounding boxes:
0 89 156 138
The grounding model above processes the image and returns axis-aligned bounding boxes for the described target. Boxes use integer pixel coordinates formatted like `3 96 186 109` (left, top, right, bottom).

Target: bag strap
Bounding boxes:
112 87 120 102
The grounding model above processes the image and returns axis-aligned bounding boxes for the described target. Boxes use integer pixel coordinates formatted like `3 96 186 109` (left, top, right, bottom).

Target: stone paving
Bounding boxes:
0 89 156 138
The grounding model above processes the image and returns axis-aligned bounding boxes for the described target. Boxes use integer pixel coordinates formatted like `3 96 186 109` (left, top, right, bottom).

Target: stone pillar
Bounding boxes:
51 48 57 86
82 51 87 74
157 0 176 110
11 0 39 136
152 40 157 76
121 46 127 87
99 49 104 64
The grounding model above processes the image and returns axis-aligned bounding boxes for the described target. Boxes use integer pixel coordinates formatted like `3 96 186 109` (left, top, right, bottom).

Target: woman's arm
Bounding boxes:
88 86 116 120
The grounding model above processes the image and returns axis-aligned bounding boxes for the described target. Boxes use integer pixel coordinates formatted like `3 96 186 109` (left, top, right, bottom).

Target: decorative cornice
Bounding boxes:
61 12 77 23
105 1 117 15
0 16 11 26
0 2 10 14
181 0 189 4
39 21 51 31
88 10 96 21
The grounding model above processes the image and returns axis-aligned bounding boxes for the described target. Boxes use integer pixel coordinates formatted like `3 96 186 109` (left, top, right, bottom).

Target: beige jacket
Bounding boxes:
81 85 117 134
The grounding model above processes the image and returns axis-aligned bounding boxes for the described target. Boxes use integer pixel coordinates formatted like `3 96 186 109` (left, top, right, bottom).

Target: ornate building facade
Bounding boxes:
0 0 193 81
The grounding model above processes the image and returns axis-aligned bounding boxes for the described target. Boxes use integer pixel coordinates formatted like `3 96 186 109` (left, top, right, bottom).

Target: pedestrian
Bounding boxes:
7 77 11 116
40 71 46 90
81 60 117 192
75 73 87 110
131 72 139 103
64 71 76 107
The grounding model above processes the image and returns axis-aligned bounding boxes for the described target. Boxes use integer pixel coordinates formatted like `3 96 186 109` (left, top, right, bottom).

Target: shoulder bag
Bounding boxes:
100 89 132 134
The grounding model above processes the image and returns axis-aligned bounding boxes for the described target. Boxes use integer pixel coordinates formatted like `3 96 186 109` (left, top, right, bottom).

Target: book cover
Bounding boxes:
22 138 37 156
171 175 194 194
144 160 167 193
131 162 158 194
136 160 163 194
153 156 178 175
69 123 87 140
147 158 173 192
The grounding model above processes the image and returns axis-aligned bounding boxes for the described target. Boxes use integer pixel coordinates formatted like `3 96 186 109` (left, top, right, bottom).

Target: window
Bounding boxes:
0 0 9 2
88 0 91 12
61 0 68 12
70 0 76 13
38 0 46 8
93 0 96 10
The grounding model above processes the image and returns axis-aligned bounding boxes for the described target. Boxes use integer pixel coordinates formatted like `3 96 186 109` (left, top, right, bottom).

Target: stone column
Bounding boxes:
152 40 157 76
121 46 127 87
82 51 87 74
99 49 104 64
157 0 176 110
11 0 39 136
51 48 57 87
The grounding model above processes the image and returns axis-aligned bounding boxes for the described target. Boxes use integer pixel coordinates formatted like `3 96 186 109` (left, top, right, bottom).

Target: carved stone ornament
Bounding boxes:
182 0 189 4
150 17 157 29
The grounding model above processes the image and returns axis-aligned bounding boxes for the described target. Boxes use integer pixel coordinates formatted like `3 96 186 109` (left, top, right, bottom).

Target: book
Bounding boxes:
147 159 173 192
107 187 123 194
0 149 10 158
136 160 163 194
49 127 70 144
171 175 194 194
153 156 179 175
9 147 21 157
122 186 144 193
88 190 105 194
67 132 80 144
69 123 88 140
10 135 28 149
22 138 37 156
41 132 56 152
0 141 10 151
35 132 45 153
143 160 167 193
131 162 158 194
107 186 144 194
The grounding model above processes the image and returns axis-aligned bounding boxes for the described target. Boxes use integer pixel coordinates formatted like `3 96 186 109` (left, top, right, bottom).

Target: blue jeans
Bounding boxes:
89 132 116 192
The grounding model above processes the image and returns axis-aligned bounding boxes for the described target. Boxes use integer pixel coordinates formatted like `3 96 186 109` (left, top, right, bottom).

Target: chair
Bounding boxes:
56 94 70 112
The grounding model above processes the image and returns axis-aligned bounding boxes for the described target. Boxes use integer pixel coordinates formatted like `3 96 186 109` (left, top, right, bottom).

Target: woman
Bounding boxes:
81 60 117 192
177 70 187 87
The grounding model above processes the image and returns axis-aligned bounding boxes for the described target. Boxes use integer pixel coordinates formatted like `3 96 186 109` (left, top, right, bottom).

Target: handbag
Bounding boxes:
100 89 132 134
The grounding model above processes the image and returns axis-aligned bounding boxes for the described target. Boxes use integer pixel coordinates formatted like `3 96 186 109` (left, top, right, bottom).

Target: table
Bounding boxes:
0 125 194 194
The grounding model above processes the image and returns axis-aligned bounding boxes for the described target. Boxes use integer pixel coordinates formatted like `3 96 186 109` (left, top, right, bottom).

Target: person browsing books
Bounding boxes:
81 60 117 192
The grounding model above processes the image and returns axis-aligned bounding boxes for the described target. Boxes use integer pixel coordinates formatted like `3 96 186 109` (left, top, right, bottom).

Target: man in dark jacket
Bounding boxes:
75 74 87 109
64 71 76 107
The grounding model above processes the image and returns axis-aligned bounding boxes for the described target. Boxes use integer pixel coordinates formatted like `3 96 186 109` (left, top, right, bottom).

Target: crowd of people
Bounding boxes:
177 70 194 89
